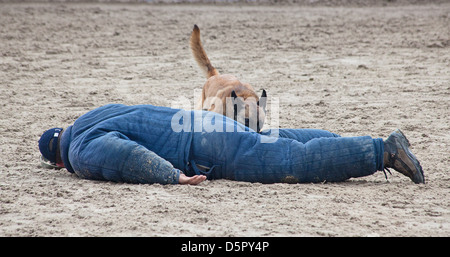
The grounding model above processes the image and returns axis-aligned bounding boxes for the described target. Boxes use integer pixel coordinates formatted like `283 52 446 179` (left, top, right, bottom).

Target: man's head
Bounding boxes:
38 127 63 167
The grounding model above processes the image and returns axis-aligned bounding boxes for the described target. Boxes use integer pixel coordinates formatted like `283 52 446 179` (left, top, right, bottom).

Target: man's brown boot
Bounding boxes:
384 129 425 184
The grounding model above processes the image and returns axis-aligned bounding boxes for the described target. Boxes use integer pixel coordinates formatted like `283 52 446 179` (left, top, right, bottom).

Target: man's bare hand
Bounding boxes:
179 173 207 185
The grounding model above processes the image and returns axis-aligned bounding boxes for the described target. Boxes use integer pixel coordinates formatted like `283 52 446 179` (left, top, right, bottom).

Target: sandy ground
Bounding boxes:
0 2 449 237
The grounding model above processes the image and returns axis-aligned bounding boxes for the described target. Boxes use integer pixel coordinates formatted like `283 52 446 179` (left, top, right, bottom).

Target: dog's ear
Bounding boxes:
258 89 267 111
231 90 238 121
231 90 238 99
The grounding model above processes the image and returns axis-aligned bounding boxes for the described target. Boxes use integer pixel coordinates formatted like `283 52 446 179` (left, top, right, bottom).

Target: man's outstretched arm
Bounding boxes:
72 131 206 185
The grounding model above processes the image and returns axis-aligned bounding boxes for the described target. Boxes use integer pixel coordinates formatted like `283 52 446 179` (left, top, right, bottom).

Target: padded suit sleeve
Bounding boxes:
72 131 180 184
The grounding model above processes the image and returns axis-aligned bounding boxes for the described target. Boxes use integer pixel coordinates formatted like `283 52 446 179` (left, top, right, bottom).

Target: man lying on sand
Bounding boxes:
38 104 424 185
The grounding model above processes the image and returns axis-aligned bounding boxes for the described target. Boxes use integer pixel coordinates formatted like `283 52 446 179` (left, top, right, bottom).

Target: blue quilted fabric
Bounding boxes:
59 104 384 184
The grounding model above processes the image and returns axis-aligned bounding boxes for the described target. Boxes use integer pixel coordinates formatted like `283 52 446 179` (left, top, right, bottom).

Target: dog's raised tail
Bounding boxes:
190 25 219 79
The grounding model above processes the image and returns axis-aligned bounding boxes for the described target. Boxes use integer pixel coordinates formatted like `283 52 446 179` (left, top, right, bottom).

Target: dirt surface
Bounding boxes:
0 2 449 236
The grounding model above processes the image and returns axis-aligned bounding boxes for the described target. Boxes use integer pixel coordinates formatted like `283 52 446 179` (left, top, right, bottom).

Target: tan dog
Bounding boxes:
190 25 267 132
